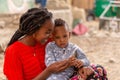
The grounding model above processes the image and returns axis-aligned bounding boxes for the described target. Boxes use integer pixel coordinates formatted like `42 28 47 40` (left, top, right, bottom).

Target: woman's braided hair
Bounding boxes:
8 8 52 46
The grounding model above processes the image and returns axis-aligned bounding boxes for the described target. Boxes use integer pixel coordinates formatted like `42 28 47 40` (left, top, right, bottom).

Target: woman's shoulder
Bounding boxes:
4 41 23 57
5 41 26 53
6 41 21 49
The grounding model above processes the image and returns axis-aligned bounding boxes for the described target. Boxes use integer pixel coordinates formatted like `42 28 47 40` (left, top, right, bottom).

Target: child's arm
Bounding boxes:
75 47 90 66
68 46 90 68
45 43 56 66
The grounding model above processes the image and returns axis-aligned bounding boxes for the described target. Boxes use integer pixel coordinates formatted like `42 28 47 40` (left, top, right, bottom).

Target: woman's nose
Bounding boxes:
46 34 50 38
48 34 52 38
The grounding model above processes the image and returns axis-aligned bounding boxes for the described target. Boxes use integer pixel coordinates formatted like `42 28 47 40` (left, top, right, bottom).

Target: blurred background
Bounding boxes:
0 0 120 80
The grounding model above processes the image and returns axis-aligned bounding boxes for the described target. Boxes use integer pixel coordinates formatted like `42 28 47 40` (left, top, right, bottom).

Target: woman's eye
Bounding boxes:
46 31 51 34
55 36 60 39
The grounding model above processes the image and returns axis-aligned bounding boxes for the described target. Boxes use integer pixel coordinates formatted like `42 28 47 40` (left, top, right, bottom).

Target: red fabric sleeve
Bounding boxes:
3 47 24 80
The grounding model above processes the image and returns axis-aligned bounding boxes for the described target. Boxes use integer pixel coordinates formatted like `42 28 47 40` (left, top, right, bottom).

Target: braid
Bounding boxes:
8 8 52 46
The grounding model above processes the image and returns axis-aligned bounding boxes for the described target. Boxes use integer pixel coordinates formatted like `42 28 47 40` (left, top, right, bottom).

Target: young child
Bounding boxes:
45 18 90 80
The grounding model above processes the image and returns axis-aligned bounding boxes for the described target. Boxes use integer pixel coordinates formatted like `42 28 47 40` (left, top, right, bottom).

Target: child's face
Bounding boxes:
53 26 70 48
33 19 54 44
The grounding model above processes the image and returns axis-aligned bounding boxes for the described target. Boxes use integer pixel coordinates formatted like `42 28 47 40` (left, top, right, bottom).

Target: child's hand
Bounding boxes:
68 56 84 68
68 56 83 68
74 59 84 68
68 55 76 66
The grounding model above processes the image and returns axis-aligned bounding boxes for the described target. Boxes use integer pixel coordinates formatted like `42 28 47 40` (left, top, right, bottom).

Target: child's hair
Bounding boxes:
54 18 69 31
8 8 52 46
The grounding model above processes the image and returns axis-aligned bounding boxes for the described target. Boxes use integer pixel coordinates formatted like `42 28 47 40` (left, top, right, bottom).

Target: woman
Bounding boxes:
3 8 69 80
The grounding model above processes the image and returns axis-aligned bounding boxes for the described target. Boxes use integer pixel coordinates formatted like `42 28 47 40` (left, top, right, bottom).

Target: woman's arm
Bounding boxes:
32 67 51 80
33 59 70 80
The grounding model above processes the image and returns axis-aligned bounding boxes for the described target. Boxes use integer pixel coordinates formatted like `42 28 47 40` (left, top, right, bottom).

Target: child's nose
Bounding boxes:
60 38 64 42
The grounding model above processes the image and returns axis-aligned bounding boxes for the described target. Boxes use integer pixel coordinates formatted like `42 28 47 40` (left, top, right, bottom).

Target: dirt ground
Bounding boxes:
0 14 120 80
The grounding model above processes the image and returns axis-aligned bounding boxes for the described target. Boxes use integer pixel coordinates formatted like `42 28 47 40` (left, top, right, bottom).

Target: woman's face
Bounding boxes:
33 19 54 44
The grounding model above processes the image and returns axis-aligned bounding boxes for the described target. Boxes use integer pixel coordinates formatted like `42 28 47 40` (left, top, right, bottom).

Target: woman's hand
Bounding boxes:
33 59 70 80
47 59 70 73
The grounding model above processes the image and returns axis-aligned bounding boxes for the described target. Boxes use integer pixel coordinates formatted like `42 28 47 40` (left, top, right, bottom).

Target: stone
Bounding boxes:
46 0 70 9
109 58 115 63
72 7 86 22
0 21 5 29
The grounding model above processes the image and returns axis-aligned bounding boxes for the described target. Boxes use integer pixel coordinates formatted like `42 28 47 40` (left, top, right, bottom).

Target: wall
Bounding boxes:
72 0 95 10
0 0 34 14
